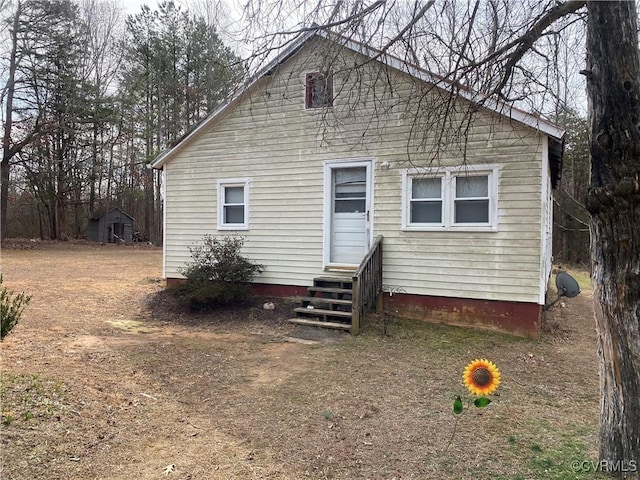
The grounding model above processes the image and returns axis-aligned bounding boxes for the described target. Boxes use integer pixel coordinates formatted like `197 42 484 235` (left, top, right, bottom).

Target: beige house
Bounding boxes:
151 30 564 337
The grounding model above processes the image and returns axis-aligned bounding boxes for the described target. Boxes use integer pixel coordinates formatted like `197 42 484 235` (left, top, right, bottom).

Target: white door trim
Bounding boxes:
323 158 374 269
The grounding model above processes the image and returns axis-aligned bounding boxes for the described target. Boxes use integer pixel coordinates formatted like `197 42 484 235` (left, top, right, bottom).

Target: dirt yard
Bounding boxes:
1 241 604 479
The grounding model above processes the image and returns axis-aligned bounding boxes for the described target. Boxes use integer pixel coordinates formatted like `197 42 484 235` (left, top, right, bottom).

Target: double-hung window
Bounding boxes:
454 175 490 224
217 179 249 230
402 166 498 230
409 176 444 226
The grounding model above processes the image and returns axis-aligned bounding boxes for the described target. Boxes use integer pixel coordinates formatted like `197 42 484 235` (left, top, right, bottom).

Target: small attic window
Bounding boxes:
305 72 333 108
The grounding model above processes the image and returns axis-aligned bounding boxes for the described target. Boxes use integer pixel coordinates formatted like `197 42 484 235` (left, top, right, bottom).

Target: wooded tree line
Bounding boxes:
553 110 589 265
1 0 241 243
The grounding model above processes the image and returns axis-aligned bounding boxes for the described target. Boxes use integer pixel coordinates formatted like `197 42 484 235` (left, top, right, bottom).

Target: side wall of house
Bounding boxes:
540 137 554 304
162 38 548 307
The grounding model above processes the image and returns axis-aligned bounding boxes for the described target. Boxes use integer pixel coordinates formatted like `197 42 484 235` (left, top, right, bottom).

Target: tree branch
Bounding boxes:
256 0 387 39
379 1 436 55
490 0 586 96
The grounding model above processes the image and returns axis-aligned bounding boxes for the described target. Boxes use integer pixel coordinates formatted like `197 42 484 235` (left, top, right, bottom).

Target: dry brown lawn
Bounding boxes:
1 241 605 479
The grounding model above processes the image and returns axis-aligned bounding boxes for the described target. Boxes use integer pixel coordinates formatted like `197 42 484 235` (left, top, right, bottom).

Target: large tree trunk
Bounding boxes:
0 160 9 239
585 2 640 476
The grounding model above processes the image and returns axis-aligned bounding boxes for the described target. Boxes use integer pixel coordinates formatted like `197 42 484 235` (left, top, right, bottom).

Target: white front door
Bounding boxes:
324 161 372 267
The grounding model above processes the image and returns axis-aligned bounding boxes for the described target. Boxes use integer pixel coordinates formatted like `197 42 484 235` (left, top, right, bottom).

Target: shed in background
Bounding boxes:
87 208 135 243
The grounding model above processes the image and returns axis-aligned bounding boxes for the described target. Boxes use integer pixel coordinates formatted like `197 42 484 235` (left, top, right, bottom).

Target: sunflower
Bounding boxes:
463 359 501 396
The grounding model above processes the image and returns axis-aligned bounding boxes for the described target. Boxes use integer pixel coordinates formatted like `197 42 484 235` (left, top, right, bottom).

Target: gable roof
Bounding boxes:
90 207 135 222
151 28 565 177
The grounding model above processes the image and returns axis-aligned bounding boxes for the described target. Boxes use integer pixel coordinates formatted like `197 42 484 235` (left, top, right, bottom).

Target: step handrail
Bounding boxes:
351 235 383 334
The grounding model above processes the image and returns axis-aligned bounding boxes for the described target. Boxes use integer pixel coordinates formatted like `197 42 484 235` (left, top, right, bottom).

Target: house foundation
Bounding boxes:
383 292 542 338
163 279 542 337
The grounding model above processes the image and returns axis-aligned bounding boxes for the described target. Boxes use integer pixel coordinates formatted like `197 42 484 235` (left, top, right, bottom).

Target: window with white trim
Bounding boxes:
217 179 249 230
402 166 498 230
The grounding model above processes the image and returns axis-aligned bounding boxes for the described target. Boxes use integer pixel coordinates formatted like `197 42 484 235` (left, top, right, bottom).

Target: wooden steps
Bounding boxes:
289 277 354 331
287 317 352 331
301 296 352 306
308 286 352 295
292 307 352 320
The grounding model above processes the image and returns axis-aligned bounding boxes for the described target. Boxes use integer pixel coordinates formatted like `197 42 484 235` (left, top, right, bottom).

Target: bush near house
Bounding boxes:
1 275 31 340
174 235 264 310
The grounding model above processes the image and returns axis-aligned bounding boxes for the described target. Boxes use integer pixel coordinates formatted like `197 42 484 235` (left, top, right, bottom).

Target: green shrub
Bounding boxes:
175 235 264 310
1 275 31 340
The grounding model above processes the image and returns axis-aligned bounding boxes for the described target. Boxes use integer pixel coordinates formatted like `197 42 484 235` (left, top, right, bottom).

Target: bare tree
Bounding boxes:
1 0 22 239
552 109 590 264
239 0 639 474
1 0 51 239
78 0 125 215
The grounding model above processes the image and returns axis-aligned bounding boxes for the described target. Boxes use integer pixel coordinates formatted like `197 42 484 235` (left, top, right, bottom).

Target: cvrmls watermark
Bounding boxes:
571 460 637 473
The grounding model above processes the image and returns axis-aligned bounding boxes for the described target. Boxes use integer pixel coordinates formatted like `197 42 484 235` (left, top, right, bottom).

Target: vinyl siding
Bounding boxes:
162 38 549 304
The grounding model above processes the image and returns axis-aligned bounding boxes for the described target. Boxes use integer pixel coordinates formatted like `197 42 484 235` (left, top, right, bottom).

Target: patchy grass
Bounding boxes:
1 372 67 426
569 269 592 292
105 319 161 333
